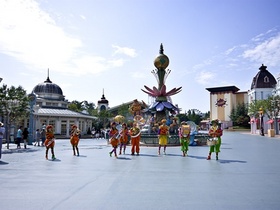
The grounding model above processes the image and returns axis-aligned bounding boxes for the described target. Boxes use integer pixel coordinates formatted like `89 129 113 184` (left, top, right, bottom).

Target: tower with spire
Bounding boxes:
97 89 109 112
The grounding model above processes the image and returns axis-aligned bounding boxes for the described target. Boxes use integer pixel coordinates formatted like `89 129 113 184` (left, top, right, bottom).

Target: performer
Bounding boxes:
178 121 190 157
44 125 56 160
70 125 80 156
207 119 223 160
129 122 141 155
109 122 119 158
158 119 169 155
119 123 129 155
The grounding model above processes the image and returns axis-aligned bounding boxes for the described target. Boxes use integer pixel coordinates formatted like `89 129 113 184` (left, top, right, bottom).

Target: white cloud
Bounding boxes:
195 71 215 85
112 45 137 57
243 33 280 66
0 0 83 69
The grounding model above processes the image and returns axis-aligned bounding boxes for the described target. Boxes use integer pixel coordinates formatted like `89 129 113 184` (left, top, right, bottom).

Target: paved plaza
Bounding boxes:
1 131 280 210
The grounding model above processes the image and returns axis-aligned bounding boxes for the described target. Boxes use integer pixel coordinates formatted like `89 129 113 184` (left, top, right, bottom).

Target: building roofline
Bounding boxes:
206 85 240 93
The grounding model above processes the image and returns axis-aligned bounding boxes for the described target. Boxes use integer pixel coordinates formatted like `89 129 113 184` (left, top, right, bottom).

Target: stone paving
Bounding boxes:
1 131 280 210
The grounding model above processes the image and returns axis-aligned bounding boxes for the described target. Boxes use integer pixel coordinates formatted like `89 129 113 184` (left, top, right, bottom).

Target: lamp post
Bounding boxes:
28 92 36 145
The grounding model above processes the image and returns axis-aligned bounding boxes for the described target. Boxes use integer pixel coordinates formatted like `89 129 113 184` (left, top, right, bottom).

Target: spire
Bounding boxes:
159 43 164 54
259 64 267 71
101 88 106 99
44 68 52 83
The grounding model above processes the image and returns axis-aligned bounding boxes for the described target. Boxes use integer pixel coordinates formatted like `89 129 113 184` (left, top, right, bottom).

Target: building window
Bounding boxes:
264 76 269 83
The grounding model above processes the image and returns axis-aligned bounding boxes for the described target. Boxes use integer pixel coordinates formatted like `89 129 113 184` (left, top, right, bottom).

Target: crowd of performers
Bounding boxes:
108 118 222 160
40 118 222 161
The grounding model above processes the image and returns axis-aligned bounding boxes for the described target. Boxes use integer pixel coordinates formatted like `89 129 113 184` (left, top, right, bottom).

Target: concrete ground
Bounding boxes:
1 131 280 210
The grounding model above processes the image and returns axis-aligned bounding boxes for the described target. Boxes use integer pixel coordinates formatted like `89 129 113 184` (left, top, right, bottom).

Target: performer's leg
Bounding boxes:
76 146 79 156
158 145 161 155
207 152 212 160
123 144 126 154
136 139 140 155
45 148 49 160
131 139 135 155
216 152 219 160
72 145 76 156
163 145 166 154
51 147 55 160
119 143 122 155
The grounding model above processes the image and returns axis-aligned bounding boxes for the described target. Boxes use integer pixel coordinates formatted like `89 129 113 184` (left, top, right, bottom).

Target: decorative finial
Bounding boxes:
44 68 52 83
159 43 164 54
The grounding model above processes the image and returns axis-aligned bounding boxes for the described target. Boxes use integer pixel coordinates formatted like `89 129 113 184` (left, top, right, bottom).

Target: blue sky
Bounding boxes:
1 0 280 113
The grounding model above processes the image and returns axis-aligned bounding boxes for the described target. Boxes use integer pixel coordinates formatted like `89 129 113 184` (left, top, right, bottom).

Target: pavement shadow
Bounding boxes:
0 160 9 165
136 154 159 158
187 155 208 160
75 155 87 158
47 158 61 162
117 157 132 160
165 154 183 157
2 148 38 154
218 159 247 164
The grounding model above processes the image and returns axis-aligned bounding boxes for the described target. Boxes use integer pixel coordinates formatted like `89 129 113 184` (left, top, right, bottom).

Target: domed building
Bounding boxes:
30 73 96 138
248 64 277 103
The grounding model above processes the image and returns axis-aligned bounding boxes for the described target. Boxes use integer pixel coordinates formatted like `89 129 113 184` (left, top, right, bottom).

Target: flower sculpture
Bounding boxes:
142 44 182 121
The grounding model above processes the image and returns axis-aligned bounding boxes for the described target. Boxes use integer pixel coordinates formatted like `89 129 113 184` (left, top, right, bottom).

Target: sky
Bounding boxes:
1 0 280 113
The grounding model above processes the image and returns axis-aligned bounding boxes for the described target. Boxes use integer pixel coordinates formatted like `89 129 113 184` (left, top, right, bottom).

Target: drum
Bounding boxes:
207 137 217 146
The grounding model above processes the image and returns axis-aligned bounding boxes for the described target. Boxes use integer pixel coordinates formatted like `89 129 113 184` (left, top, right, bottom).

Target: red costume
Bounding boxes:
109 122 119 158
119 123 129 155
129 123 141 155
44 125 56 160
70 125 80 156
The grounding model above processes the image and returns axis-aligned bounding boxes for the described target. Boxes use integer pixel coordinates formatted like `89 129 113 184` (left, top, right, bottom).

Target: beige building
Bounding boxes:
206 86 248 128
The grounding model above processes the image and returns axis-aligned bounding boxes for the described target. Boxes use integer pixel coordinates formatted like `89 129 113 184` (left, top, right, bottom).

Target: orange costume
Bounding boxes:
158 119 169 155
129 123 141 155
109 122 119 158
44 125 56 160
119 123 129 155
70 125 80 156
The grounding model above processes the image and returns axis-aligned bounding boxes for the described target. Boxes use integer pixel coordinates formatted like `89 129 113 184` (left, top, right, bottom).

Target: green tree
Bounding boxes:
0 84 29 125
230 102 250 127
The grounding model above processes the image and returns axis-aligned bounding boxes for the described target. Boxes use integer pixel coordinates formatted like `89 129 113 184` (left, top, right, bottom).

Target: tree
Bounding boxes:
230 102 250 127
0 84 29 125
68 100 96 115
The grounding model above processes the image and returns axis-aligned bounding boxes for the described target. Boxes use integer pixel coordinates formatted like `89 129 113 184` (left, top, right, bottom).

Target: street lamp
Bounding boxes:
28 92 36 145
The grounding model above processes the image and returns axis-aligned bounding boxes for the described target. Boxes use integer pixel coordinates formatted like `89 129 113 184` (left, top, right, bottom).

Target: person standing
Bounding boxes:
34 129 41 146
158 119 169 155
0 122 6 159
16 126 23 149
119 123 129 155
22 127 29 149
207 119 223 160
40 128 46 146
45 125 56 160
178 121 190 157
129 122 141 155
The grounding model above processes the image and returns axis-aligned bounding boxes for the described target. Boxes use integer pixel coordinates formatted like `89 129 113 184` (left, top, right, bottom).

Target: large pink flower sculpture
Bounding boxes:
141 84 182 98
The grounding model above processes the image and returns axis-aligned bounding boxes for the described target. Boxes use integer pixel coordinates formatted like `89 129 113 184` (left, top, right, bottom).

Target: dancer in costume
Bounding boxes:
70 125 80 156
178 121 190 157
119 123 129 155
109 122 119 158
129 122 141 155
44 125 56 160
158 119 169 155
207 119 223 160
